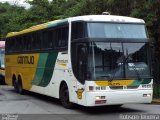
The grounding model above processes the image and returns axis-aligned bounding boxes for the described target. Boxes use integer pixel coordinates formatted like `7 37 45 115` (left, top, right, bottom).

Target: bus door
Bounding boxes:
75 43 87 103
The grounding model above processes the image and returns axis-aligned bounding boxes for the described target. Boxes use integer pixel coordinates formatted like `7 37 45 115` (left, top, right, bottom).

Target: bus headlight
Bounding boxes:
95 96 101 100
143 93 151 97
95 96 106 100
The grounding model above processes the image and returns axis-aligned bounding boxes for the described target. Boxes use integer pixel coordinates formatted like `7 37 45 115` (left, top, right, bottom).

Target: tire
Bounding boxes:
13 79 18 92
17 77 24 94
60 84 73 109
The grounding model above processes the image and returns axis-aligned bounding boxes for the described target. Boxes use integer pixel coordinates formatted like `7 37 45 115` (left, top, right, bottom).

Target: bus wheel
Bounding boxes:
17 77 24 94
60 84 73 109
13 77 18 92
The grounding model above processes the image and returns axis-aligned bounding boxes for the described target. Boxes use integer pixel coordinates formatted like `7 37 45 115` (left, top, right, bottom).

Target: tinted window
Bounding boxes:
55 26 69 49
71 22 85 40
48 31 54 49
42 31 49 49
6 23 69 53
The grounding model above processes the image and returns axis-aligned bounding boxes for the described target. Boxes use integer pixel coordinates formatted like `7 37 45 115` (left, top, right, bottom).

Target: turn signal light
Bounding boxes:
89 86 94 91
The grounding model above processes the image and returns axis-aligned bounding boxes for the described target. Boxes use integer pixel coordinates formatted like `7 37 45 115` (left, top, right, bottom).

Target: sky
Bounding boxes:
0 0 31 9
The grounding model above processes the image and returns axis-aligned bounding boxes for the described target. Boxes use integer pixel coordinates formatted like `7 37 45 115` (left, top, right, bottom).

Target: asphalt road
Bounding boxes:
0 85 160 120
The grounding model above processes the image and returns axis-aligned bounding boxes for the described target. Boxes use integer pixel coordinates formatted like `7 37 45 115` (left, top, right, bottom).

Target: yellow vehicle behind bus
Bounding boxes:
0 41 5 84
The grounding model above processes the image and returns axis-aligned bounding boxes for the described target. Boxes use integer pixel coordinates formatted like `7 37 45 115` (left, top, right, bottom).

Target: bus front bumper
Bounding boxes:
85 89 153 106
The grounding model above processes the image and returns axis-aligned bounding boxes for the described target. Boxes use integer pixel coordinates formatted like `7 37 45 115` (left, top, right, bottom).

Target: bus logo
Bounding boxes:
76 88 84 99
17 56 34 64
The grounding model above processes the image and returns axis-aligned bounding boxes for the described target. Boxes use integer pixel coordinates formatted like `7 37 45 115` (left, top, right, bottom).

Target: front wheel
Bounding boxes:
60 84 73 109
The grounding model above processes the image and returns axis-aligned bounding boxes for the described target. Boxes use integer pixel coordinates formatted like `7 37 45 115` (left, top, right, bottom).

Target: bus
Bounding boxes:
5 15 153 108
0 41 5 84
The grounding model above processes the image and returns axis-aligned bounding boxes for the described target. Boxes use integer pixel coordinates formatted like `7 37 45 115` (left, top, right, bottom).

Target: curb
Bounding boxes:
152 99 160 105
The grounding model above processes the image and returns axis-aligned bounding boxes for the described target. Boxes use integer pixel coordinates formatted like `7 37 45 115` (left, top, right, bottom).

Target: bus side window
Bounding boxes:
48 30 54 49
55 25 69 50
23 36 28 51
18 37 23 52
27 35 32 51
10 38 14 52
42 31 49 50
56 28 61 48
61 26 69 47
39 32 43 50
12 38 17 52
33 32 40 51
30 33 34 50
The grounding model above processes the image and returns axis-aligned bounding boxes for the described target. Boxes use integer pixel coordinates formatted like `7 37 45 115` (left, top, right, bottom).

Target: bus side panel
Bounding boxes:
5 52 80 104
30 52 79 104
30 52 71 98
5 54 39 90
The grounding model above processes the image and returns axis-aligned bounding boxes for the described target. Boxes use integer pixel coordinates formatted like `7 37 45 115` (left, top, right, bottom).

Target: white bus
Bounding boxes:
5 15 153 108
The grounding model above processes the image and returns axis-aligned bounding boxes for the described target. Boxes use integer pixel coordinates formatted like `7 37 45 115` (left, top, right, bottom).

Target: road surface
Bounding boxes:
0 85 159 120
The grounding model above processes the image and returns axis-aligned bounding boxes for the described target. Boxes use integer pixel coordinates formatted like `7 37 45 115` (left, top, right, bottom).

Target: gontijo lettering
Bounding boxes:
17 56 34 64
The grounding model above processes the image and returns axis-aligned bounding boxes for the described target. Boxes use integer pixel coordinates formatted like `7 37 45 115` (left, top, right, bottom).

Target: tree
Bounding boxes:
0 2 26 38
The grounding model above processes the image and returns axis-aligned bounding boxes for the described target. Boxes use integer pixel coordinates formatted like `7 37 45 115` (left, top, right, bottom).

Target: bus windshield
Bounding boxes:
88 42 151 80
87 23 148 39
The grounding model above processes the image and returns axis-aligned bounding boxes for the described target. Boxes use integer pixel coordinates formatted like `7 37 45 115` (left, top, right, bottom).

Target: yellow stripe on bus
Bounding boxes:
95 80 134 86
6 20 63 38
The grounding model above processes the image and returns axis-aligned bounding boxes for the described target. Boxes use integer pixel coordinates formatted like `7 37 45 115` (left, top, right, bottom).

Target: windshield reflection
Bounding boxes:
87 23 147 39
88 42 151 80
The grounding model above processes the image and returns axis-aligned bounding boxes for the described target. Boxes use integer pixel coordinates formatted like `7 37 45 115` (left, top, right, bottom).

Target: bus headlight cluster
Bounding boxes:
142 84 152 88
143 93 151 97
95 96 106 104
95 96 106 100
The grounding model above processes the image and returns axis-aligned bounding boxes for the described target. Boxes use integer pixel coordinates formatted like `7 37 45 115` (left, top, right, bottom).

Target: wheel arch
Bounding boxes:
59 80 68 98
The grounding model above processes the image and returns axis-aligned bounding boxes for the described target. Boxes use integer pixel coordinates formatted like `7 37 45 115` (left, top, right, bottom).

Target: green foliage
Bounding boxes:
153 84 160 98
0 2 26 38
0 0 160 98
0 0 160 40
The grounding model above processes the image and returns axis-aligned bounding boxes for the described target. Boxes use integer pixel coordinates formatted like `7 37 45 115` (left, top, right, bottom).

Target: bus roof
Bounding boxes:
68 15 145 23
6 19 67 38
6 15 145 38
0 41 5 48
